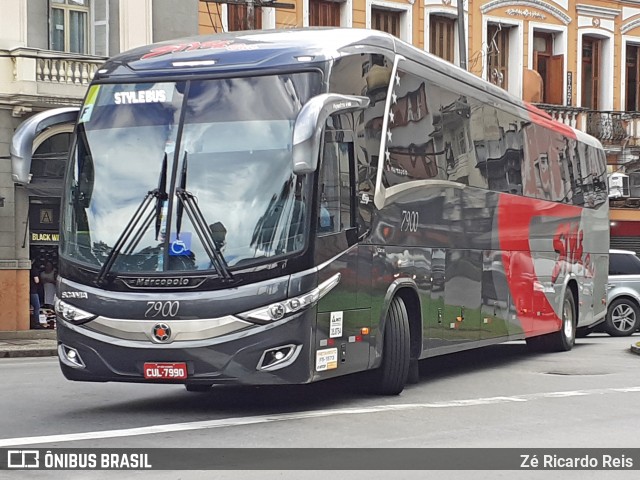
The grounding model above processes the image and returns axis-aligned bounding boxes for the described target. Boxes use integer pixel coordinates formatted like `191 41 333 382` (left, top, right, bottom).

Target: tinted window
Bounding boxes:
330 53 391 192
383 73 490 188
609 253 640 275
471 104 521 193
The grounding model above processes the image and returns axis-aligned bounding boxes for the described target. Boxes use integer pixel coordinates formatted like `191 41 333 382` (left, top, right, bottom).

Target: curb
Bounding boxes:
0 331 56 340
632 341 640 356
0 348 58 359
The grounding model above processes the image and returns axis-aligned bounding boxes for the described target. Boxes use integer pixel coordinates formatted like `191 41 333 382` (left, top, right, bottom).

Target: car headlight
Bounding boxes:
238 273 340 324
54 298 96 324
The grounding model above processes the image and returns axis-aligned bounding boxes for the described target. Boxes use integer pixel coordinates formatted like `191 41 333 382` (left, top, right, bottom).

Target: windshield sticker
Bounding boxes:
169 232 192 256
114 89 167 105
79 85 100 123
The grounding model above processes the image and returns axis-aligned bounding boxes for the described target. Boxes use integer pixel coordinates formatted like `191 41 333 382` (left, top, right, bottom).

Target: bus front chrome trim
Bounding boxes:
317 272 341 298
83 316 253 343
238 272 341 323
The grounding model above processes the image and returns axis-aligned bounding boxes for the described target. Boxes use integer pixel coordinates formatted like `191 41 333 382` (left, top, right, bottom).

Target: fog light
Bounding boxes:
256 344 302 371
58 344 85 369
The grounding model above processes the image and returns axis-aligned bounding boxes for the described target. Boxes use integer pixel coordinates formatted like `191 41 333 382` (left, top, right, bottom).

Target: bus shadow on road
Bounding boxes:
80 340 569 416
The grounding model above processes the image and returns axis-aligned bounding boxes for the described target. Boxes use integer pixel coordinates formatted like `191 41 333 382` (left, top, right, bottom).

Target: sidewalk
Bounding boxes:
0 330 57 358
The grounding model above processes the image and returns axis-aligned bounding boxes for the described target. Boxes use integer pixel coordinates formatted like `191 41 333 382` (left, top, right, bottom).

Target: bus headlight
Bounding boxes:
54 298 96 324
238 273 341 324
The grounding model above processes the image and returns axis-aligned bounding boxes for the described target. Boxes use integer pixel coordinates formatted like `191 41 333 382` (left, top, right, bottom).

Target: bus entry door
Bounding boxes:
314 125 371 376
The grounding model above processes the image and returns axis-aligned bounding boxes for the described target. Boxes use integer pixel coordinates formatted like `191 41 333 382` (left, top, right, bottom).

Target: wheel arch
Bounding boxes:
608 287 640 310
608 294 640 310
373 279 422 368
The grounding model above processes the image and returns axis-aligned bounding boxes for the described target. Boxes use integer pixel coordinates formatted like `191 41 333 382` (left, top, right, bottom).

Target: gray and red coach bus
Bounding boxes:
41 29 608 394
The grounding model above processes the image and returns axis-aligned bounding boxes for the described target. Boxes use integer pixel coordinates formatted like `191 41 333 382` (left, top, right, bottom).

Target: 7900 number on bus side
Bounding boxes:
401 210 419 232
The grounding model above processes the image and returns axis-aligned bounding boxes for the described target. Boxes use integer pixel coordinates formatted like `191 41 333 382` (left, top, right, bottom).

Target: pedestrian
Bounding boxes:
29 260 43 329
40 260 57 307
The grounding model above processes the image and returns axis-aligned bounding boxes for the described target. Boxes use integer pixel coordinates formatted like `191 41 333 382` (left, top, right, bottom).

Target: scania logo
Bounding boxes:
153 323 171 342
61 291 89 299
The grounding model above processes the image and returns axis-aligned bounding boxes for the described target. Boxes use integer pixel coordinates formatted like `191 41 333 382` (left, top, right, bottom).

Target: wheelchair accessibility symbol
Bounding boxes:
169 232 192 256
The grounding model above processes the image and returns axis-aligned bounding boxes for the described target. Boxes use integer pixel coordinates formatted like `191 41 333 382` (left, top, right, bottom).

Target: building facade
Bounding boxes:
198 0 640 252
0 0 199 331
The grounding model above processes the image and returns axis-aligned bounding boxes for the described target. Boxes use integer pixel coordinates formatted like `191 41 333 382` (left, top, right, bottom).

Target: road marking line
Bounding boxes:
0 386 639 447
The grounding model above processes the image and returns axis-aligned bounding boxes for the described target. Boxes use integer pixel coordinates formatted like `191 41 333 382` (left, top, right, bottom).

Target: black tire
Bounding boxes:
575 326 593 338
604 298 640 337
525 334 546 351
547 289 577 351
373 296 410 395
526 289 576 352
185 384 211 393
406 359 420 385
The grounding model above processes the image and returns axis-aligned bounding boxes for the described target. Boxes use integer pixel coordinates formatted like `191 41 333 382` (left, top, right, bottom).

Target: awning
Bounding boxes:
22 178 65 197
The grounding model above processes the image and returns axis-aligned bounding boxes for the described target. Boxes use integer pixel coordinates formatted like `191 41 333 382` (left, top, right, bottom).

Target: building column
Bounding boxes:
119 0 153 52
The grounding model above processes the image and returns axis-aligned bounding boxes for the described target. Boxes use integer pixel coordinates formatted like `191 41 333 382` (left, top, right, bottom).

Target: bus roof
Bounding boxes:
98 28 397 77
97 28 596 149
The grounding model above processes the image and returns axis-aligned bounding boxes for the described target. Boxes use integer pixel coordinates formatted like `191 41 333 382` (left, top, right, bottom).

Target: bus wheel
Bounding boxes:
526 290 576 352
185 384 211 393
374 296 410 395
552 289 577 351
542 290 577 352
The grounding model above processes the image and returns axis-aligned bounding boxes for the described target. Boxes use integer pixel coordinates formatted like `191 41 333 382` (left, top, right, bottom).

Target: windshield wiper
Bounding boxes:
175 152 233 281
96 154 169 285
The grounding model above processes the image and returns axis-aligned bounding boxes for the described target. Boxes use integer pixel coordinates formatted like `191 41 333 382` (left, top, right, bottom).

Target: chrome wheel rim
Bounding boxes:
611 304 637 333
563 297 575 340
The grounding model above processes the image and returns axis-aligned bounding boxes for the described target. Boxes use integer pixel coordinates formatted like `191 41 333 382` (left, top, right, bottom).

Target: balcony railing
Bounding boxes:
533 104 587 130
36 56 100 85
534 104 640 147
586 111 635 144
1 47 105 107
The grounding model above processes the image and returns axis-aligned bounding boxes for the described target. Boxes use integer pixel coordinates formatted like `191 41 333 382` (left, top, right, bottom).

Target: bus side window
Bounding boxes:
318 140 341 235
318 128 355 235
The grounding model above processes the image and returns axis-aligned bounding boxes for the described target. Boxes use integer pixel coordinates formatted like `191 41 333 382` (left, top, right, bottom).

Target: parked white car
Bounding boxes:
605 249 640 336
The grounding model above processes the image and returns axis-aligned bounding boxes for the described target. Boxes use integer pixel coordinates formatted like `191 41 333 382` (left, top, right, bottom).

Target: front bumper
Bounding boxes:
56 309 316 386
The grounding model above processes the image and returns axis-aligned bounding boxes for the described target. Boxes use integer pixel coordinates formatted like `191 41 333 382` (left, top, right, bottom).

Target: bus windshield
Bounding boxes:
61 72 321 274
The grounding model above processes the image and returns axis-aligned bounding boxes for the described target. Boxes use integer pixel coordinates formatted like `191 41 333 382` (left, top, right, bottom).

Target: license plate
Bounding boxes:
143 362 187 380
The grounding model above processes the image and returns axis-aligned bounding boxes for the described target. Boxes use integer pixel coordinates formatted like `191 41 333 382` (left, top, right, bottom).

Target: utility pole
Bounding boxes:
457 0 467 70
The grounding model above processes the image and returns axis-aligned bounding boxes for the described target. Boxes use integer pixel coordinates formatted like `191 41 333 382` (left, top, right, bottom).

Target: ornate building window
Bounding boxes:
50 0 90 54
533 31 563 105
581 36 601 109
430 15 455 63
487 23 510 90
372 7 400 37
228 3 262 30
626 44 640 111
310 0 341 26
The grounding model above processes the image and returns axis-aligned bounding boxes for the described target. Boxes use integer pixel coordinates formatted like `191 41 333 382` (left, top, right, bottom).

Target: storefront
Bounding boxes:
10 108 78 330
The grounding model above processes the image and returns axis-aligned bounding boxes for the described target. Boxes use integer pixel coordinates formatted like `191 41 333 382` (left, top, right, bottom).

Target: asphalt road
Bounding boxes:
1 333 638 479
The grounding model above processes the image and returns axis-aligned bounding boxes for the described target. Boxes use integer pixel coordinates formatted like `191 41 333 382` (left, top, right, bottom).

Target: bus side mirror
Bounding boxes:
292 94 369 175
